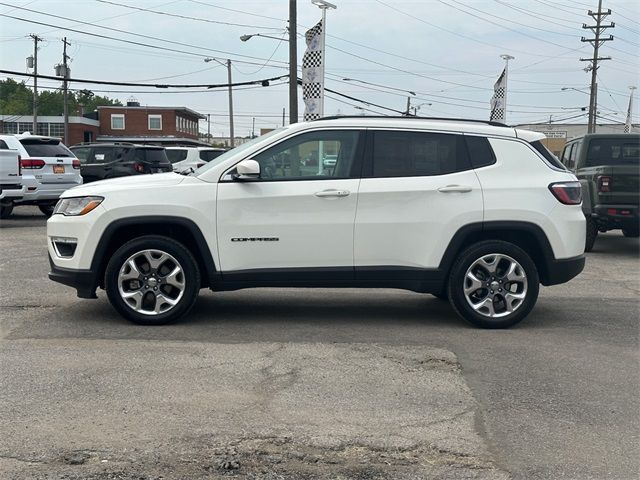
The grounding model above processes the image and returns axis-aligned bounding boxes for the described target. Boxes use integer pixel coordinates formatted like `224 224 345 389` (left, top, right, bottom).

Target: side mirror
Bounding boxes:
233 159 260 180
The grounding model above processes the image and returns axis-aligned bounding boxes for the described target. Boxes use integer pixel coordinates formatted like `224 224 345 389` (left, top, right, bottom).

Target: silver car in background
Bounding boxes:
165 146 227 173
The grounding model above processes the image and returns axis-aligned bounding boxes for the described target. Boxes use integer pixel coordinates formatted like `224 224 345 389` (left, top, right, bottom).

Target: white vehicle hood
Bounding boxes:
61 172 187 197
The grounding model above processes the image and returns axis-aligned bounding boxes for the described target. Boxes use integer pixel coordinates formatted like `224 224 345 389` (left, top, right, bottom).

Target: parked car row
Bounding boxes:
0 135 228 218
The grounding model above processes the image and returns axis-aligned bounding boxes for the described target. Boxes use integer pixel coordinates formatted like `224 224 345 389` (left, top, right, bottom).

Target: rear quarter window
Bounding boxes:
465 136 496 168
137 148 170 164
530 140 566 170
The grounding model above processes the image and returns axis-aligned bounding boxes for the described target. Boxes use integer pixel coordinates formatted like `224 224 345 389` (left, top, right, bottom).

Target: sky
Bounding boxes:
0 0 638 138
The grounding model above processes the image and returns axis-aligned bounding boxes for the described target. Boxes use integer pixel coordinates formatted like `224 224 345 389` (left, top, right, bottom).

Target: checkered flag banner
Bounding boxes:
303 19 324 121
624 90 634 133
490 67 506 123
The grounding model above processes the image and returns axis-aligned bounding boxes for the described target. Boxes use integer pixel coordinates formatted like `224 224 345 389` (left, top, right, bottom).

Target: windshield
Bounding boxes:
193 129 286 176
586 138 640 167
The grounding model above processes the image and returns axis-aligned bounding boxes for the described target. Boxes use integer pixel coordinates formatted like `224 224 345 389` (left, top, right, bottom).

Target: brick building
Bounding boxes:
96 102 206 145
0 103 207 147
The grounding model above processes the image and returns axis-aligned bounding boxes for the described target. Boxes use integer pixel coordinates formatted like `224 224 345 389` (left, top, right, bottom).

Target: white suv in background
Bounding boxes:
165 146 227 173
47 117 585 328
0 133 82 217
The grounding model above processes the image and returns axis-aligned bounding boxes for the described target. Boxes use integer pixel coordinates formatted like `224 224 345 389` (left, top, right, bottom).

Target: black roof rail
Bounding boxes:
314 115 508 128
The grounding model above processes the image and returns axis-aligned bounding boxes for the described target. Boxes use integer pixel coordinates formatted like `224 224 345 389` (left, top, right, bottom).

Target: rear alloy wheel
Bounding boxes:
0 204 14 219
105 236 200 325
447 240 539 328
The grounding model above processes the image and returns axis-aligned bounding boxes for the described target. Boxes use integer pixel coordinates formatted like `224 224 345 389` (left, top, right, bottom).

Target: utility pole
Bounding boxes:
251 117 255 138
62 37 70 144
289 0 298 124
29 34 42 133
226 59 234 147
207 113 211 141
500 54 514 125
282 107 285 127
405 96 411 116
580 0 614 133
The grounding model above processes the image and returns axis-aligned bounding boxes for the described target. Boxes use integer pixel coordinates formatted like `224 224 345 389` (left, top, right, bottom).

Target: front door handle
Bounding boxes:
437 185 473 193
315 189 350 198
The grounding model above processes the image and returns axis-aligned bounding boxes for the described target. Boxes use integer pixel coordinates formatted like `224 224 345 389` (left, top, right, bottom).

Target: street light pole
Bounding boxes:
204 57 234 147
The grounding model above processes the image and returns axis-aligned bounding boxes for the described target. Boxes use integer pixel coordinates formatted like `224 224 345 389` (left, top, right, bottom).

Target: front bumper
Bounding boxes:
542 254 585 286
48 254 98 299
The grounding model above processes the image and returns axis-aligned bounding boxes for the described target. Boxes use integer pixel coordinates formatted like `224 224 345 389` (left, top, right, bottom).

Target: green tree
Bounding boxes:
0 79 122 116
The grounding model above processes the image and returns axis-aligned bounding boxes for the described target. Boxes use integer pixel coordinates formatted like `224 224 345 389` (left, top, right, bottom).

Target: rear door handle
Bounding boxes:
437 185 473 193
315 189 350 198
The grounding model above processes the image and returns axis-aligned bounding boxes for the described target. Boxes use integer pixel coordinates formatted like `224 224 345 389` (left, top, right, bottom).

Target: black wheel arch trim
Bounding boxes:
90 215 218 288
438 221 584 286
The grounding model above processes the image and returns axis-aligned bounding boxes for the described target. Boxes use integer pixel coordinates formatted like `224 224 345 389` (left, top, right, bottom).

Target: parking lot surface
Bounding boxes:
1 207 638 479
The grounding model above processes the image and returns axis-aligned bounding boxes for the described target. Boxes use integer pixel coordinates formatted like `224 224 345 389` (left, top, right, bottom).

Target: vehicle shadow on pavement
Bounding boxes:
588 233 639 258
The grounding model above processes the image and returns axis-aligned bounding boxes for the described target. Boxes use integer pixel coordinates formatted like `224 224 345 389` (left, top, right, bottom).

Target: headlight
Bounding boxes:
53 196 104 216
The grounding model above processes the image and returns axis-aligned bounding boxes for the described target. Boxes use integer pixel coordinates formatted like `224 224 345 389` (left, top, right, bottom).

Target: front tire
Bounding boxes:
38 203 56 217
447 240 539 329
105 236 200 325
0 204 14 219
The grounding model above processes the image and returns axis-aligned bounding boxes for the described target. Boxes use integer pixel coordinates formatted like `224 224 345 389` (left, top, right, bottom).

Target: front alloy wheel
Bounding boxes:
118 249 186 315
105 236 200 325
448 240 539 328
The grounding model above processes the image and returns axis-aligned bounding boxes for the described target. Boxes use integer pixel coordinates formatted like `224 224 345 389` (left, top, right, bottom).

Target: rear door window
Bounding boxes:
138 148 169 164
369 131 470 177
19 139 73 157
91 147 116 164
71 147 91 164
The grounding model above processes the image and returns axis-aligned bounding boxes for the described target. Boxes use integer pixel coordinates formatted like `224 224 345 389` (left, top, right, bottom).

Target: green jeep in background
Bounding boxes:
560 133 640 251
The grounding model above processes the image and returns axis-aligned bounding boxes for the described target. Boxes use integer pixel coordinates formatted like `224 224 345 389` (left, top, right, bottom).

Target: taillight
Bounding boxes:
549 181 582 205
134 163 145 173
597 175 612 193
72 159 81 169
18 154 22 175
20 158 46 169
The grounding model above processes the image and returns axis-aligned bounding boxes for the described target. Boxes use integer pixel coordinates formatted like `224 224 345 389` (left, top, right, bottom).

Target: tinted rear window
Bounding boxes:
134 148 170 163
166 150 188 163
199 150 225 162
530 140 566 170
20 139 73 157
586 138 640 167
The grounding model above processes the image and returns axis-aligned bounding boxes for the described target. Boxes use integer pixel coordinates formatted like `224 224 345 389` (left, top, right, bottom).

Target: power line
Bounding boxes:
0 7 289 67
93 0 283 30
0 69 288 88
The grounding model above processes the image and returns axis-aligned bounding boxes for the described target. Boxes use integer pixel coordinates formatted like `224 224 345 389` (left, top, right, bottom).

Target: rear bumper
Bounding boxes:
0 185 25 201
592 204 639 230
48 254 98 299
542 254 585 286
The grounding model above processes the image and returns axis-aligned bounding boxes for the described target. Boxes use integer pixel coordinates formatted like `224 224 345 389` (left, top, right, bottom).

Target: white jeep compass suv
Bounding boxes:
47 117 585 328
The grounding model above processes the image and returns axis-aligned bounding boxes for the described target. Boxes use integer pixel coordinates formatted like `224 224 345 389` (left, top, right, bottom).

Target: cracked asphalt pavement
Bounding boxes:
1 207 638 479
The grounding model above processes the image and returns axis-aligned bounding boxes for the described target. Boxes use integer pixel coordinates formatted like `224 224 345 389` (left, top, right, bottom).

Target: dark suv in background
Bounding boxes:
69 143 173 183
560 133 640 251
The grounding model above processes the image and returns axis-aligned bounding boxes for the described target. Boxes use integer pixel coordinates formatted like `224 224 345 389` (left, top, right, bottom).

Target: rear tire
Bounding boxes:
585 216 598 252
622 226 639 238
447 240 539 329
105 235 200 325
0 204 14 219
